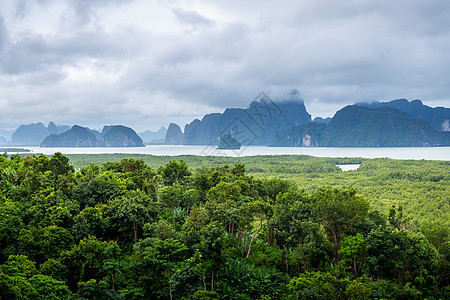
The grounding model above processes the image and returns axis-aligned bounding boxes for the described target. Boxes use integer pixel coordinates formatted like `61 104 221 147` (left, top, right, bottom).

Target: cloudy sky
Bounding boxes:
1 0 450 132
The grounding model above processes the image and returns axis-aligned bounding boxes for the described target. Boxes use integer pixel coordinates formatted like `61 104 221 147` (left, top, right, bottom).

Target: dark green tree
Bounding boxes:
312 187 369 260
158 160 193 186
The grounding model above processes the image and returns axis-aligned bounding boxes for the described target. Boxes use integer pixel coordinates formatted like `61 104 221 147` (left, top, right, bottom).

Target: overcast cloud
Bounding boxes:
1 0 449 131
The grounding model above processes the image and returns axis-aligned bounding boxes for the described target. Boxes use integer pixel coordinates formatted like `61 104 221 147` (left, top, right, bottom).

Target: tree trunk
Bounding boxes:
168 270 173 300
172 207 176 231
134 222 138 244
333 230 341 262
303 256 307 273
246 220 264 258
211 271 214 291
267 225 275 246
285 251 289 274
203 273 206 291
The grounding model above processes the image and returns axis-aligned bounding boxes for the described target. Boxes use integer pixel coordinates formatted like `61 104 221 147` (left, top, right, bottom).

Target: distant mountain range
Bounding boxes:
165 92 450 147
138 126 167 143
10 122 70 145
0 121 158 147
41 125 144 147
318 106 450 147
357 99 450 132
0 121 166 146
2 92 449 148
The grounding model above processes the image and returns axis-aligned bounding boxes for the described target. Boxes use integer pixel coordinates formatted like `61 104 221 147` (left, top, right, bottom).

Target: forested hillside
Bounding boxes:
1 153 449 299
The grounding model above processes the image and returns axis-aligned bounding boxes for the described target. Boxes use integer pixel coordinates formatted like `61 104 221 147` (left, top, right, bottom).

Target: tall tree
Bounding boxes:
158 160 193 186
312 187 369 260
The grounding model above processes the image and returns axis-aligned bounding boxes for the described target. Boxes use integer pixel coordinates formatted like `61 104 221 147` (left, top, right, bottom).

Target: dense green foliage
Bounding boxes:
64 153 450 228
1 152 449 299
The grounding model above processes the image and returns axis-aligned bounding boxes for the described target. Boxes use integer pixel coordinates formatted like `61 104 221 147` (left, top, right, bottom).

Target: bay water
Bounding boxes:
4 145 449 161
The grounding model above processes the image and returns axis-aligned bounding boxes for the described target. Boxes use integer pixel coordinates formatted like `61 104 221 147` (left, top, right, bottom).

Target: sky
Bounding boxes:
1 0 450 132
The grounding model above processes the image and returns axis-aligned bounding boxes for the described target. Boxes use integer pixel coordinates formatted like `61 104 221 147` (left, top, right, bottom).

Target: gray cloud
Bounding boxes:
0 16 9 53
0 0 449 132
67 0 137 26
0 27 129 75
172 8 215 28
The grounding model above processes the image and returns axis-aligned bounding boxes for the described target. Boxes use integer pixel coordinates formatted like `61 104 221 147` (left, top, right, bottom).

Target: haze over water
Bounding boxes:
6 146 450 161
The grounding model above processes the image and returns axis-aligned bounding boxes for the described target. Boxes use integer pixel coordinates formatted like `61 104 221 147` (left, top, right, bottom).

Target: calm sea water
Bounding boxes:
4 145 449 161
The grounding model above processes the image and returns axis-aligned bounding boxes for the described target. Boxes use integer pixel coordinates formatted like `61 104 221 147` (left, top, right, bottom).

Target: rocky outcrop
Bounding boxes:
319 106 450 147
183 90 311 146
11 122 47 145
100 125 144 147
358 99 450 132
217 134 241 149
41 125 144 147
441 119 450 132
312 117 332 125
270 122 326 147
41 125 101 147
47 121 59 136
164 123 184 145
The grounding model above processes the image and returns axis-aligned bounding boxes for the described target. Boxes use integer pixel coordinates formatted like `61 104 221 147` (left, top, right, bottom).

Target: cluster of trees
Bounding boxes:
65 154 450 229
1 152 449 299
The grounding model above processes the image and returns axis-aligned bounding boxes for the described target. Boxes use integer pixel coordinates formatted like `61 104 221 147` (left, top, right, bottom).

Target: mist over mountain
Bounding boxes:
0 129 14 144
11 122 47 145
178 93 449 148
4 122 71 145
0 136 9 145
138 127 167 143
3 93 450 148
183 90 311 146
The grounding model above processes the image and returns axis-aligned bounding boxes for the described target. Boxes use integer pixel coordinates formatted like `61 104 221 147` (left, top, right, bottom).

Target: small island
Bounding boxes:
0 148 31 153
217 134 241 150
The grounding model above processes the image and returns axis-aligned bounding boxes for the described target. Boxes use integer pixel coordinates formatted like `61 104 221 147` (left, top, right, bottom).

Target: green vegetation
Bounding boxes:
1 152 449 299
64 153 450 228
